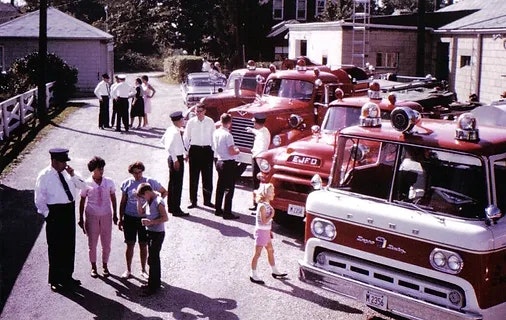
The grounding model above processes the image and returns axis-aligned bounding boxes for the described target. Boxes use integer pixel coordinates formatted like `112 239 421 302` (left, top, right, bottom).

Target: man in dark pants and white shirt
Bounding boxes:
183 103 215 209
111 74 133 132
213 113 240 220
161 111 189 217
34 148 87 292
94 73 111 129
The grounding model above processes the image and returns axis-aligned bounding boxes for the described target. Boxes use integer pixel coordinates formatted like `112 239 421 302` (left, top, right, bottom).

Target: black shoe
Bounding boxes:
248 205 257 211
223 213 240 220
65 278 82 286
203 202 215 208
99 126 104 130
104 125 111 128
50 283 62 292
272 272 288 279
187 203 197 209
249 277 265 285
115 129 121 132
173 211 189 217
140 286 159 297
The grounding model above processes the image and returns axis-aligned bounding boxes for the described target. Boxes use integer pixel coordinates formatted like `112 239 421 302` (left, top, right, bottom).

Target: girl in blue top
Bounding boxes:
249 183 287 284
136 183 168 296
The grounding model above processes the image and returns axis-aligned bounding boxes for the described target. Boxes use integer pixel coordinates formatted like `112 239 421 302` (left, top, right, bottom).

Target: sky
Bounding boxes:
0 0 25 6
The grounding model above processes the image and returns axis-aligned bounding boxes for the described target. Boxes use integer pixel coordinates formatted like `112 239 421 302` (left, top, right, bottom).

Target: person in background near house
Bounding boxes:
212 61 222 74
246 113 270 212
136 183 168 296
110 75 120 128
78 156 118 278
130 78 145 129
111 74 133 132
202 56 212 72
183 103 215 209
118 161 168 280
94 73 111 129
213 113 240 220
34 148 87 292
161 111 189 217
249 183 287 284
141 75 156 129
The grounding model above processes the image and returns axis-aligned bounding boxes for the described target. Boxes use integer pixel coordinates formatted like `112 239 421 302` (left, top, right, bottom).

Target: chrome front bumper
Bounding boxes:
299 260 482 320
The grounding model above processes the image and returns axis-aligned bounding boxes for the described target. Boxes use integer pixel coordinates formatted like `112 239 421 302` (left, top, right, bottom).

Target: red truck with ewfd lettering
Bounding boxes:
299 106 506 320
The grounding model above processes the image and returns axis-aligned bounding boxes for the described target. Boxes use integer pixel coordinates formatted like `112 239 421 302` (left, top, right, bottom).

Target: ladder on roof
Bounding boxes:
351 0 370 68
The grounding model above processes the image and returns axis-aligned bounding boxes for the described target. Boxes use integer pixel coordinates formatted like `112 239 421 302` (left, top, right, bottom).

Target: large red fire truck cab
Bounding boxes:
299 107 506 320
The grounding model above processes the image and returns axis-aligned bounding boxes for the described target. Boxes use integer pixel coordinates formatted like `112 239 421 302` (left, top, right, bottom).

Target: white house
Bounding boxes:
0 7 114 95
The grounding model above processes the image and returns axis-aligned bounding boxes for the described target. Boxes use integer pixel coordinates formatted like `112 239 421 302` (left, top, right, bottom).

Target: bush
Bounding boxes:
163 55 204 83
1 52 78 106
115 50 163 72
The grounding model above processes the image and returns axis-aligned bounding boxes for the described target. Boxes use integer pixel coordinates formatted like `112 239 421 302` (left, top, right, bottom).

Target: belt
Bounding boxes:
222 159 236 163
190 145 212 148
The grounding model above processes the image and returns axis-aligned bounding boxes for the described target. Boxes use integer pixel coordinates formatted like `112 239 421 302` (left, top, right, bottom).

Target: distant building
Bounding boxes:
0 7 113 95
0 2 21 25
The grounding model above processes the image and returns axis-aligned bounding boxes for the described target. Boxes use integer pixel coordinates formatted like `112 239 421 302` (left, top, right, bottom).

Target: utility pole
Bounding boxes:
37 0 48 123
416 0 426 76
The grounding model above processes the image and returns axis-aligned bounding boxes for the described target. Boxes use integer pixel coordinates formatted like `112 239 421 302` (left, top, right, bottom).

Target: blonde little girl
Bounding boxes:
250 183 287 284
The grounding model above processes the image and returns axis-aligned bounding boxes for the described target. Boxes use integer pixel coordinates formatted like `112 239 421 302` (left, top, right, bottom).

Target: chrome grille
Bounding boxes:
313 249 466 310
231 117 255 149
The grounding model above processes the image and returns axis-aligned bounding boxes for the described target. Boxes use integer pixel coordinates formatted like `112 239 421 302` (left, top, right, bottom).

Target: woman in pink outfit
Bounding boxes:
78 156 118 278
141 75 156 128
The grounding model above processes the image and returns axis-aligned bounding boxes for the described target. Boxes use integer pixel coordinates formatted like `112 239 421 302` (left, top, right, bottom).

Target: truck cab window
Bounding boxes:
494 158 506 214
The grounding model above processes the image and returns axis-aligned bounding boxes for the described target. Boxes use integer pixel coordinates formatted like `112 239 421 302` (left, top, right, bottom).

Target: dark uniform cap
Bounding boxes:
102 73 110 79
170 111 184 121
49 148 71 162
252 113 267 123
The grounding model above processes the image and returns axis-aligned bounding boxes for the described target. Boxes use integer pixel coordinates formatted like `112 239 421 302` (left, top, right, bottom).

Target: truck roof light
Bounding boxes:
368 81 381 100
391 107 421 133
359 102 381 127
313 68 320 77
455 112 479 142
247 60 256 70
296 58 307 71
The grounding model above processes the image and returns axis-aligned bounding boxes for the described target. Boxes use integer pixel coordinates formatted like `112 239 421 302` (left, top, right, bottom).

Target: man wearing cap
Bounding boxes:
94 73 111 129
183 104 215 209
246 113 271 211
213 113 240 219
34 148 87 292
161 111 189 217
111 75 133 132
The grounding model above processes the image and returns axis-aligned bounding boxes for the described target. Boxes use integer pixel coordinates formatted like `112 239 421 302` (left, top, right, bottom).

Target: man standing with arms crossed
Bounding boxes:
183 103 215 209
34 148 87 292
94 73 111 129
111 74 133 132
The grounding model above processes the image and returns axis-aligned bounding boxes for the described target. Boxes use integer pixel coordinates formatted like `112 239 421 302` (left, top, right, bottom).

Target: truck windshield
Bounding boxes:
494 158 506 214
264 79 314 101
333 137 488 219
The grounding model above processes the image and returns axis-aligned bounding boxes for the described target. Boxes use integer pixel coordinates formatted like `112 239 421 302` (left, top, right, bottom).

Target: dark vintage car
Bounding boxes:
181 72 227 107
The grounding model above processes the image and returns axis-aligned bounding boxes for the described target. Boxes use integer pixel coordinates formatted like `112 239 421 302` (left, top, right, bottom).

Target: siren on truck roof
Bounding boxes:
390 107 421 133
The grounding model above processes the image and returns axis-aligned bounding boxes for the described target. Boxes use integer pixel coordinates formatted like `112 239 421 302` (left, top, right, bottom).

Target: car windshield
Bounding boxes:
332 138 488 219
189 75 226 87
264 79 314 101
241 77 258 91
321 106 391 133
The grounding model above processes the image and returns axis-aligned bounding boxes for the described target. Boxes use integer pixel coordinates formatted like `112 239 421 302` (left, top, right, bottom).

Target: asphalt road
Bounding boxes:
0 73 397 320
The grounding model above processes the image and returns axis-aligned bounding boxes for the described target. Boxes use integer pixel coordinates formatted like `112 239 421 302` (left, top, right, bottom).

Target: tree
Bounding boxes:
317 0 354 22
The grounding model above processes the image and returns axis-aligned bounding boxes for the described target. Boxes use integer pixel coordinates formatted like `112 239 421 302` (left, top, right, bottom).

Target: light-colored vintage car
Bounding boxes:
181 72 227 107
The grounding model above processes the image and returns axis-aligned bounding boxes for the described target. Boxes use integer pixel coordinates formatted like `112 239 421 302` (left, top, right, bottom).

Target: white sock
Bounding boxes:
250 269 260 279
271 265 280 274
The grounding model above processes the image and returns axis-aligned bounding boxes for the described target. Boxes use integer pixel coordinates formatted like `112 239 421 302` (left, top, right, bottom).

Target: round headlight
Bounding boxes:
311 218 336 241
432 251 446 267
257 158 271 172
448 290 463 307
447 254 463 272
313 220 324 235
324 224 336 239
272 135 282 147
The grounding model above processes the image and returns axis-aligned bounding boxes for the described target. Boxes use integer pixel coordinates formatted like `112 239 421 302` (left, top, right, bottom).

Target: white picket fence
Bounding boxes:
0 82 55 142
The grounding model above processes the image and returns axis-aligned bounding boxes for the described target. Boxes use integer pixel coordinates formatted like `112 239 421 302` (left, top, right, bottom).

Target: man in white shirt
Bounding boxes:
111 75 133 132
161 111 189 217
247 113 271 211
93 73 111 129
202 57 212 72
34 148 87 292
183 104 215 209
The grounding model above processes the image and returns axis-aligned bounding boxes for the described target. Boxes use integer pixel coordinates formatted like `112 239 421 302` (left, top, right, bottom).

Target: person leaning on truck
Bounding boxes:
246 113 271 212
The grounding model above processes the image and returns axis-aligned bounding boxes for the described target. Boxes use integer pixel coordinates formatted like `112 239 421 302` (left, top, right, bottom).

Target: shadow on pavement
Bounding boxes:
0 184 43 314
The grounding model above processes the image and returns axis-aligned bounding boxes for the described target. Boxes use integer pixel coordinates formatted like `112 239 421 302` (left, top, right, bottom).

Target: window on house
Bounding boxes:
297 0 307 20
300 40 307 56
316 0 326 16
322 56 328 65
273 0 284 20
460 55 471 68
376 52 399 68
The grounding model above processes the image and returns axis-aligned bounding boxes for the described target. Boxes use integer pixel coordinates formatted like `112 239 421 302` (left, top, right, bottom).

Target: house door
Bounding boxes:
435 42 449 81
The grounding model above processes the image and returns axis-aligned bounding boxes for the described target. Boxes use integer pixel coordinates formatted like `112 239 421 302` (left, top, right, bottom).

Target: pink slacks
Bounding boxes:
85 214 112 264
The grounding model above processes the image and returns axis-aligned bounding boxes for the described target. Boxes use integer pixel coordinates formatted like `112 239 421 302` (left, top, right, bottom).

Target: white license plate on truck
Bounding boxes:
287 204 305 217
365 290 387 311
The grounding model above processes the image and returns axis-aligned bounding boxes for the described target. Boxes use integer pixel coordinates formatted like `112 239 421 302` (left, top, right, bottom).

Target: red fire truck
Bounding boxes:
299 107 506 319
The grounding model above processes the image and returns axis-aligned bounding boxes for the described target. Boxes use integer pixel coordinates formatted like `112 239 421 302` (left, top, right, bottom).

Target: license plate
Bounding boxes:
287 204 305 217
365 290 387 311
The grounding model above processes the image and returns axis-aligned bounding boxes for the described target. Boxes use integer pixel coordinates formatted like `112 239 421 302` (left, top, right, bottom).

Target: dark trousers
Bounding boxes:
168 155 184 213
46 202 76 284
188 145 213 204
252 157 261 205
215 160 237 215
116 97 129 131
111 99 117 127
98 96 110 128
147 230 165 290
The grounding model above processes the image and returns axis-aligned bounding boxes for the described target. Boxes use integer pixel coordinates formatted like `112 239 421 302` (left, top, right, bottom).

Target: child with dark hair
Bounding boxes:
78 156 118 278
